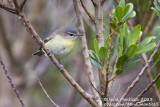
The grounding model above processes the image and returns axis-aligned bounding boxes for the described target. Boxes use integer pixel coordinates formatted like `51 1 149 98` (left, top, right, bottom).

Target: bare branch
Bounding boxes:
0 58 25 107
90 0 96 6
73 0 101 106
115 40 160 106
13 0 19 8
130 73 160 107
0 4 18 14
150 56 160 70
113 85 121 99
80 0 95 23
20 0 27 11
142 53 160 102
35 75 59 107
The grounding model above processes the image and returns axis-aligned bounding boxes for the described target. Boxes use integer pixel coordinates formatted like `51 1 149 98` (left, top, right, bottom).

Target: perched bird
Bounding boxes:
33 26 83 61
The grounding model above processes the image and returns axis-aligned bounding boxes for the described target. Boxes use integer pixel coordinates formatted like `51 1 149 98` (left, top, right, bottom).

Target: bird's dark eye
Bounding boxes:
69 33 74 36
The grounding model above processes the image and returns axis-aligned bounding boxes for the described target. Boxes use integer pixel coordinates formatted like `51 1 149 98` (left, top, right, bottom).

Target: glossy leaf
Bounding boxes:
110 21 117 29
138 36 156 50
129 25 141 46
116 69 124 75
90 58 102 70
126 45 138 60
124 22 129 52
123 58 141 68
104 36 109 49
99 47 107 63
109 66 113 74
119 0 125 8
94 39 99 55
122 3 134 21
154 0 160 12
118 28 124 57
116 54 127 68
115 6 124 21
136 43 156 54
88 50 102 69
151 7 160 17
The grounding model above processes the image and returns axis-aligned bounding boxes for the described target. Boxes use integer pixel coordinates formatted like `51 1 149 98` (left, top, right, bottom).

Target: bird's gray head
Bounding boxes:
56 26 83 39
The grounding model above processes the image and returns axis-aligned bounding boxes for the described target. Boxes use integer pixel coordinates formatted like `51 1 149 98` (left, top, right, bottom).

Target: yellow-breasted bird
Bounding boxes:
33 26 82 61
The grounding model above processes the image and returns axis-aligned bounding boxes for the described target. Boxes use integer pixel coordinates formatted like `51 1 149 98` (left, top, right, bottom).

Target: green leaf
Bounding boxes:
116 69 124 75
111 46 115 58
126 45 138 60
118 28 124 57
116 54 127 68
119 0 125 8
154 0 160 12
118 22 123 26
90 58 102 69
124 22 129 52
123 4 130 15
94 39 99 55
115 6 124 21
129 11 136 18
129 25 141 46
110 21 117 29
98 43 103 49
151 7 160 17
136 43 156 54
123 58 141 68
104 36 109 49
88 50 102 69
122 3 134 22
99 47 108 63
109 66 113 74
138 36 156 50
88 50 101 63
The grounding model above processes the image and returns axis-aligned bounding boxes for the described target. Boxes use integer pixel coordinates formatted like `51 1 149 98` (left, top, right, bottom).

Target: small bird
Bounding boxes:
33 26 83 61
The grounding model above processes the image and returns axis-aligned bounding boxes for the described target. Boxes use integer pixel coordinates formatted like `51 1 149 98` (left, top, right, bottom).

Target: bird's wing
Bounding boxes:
43 32 57 43
44 37 54 43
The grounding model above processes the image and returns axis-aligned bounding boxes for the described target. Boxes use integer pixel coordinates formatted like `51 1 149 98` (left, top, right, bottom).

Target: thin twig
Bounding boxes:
89 79 102 96
113 85 121 99
35 75 59 107
0 57 25 107
20 0 27 11
73 0 101 106
80 0 95 23
143 12 155 37
104 30 114 96
13 0 19 8
90 0 96 6
141 53 160 102
115 40 160 106
0 4 18 14
150 56 160 70
130 73 160 107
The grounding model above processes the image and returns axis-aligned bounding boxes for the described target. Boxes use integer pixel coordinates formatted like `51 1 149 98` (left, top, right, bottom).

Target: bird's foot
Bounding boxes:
58 61 64 71
47 50 52 55
60 64 64 71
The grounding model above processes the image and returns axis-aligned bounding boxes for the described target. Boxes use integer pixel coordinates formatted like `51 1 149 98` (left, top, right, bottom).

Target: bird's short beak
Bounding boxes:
77 32 83 36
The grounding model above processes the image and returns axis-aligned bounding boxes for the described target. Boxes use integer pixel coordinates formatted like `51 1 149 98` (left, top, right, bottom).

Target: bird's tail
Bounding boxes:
32 49 44 57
